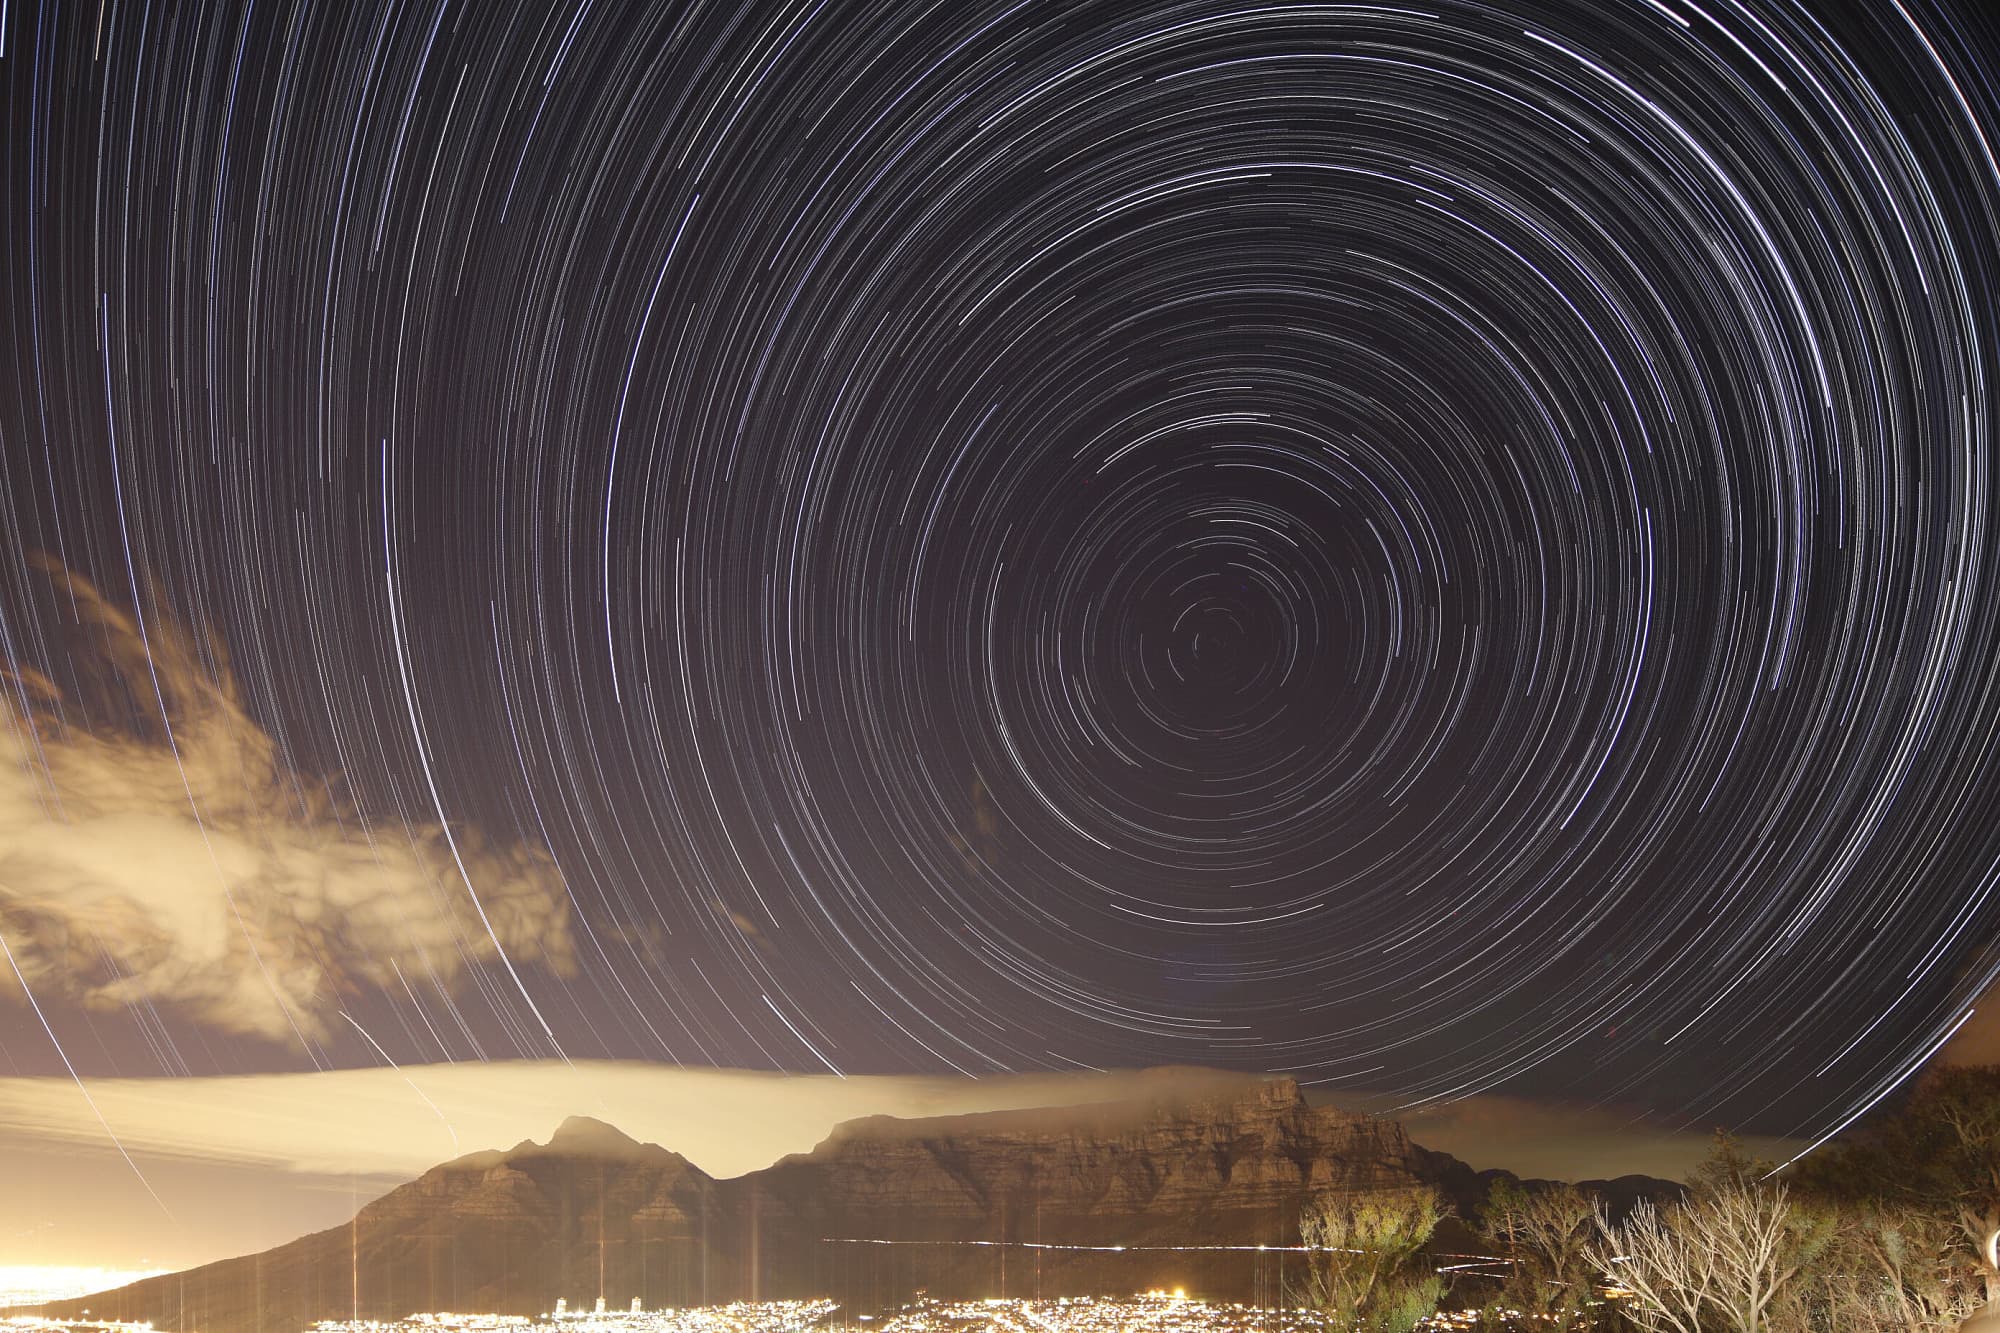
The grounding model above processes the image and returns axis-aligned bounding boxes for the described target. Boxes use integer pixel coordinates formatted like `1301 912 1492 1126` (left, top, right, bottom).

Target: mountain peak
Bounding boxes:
520 1114 676 1162
549 1114 639 1148
28 1079 1675 1333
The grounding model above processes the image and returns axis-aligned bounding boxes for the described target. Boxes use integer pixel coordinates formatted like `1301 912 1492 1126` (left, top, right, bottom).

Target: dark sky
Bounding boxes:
3 0 2000 1159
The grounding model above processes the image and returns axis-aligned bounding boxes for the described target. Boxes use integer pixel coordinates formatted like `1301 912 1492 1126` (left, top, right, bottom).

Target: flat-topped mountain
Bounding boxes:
24 1079 1663 1331
755 1076 1429 1235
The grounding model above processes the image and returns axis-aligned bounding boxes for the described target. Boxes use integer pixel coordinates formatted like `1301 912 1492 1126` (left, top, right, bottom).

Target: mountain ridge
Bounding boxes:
22 1077 1676 1332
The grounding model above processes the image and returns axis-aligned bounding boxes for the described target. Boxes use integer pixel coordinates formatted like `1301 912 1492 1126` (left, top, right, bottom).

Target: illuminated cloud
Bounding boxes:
0 1061 1796 1266
0 566 575 1042
0 1059 1780 1187
1933 978 2000 1068
1329 1090 1801 1184
0 1062 1267 1182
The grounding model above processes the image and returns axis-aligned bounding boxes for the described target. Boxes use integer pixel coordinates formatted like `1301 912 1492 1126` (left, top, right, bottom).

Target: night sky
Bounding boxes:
4 0 2000 1173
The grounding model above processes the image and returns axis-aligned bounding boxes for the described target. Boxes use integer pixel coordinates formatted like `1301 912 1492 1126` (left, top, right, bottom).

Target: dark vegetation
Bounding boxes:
1291 1066 2000 1331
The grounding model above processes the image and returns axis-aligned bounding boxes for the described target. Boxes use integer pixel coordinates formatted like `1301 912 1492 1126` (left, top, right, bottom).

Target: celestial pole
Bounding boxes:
1 0 1998 1156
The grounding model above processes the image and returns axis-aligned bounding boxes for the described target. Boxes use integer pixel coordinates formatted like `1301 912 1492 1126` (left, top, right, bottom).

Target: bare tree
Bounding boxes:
1590 1172 1830 1333
1295 1184 1445 1333
1589 1198 1709 1333
1480 1179 1597 1328
1713 1178 1832 1331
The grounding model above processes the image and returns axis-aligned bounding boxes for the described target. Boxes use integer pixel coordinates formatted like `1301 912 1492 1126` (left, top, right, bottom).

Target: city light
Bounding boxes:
0 1270 166 1308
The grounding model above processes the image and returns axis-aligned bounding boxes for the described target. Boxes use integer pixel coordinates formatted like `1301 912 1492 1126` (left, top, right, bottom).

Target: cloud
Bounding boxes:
0 1061 1798 1266
0 565 574 1042
1932 972 2000 1068
0 1058 1789 1199
0 1064 1268 1267
0 1062 1268 1183
1314 1089 1802 1184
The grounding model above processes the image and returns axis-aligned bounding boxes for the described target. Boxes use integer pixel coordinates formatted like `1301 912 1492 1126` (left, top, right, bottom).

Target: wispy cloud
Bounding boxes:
0 565 575 1042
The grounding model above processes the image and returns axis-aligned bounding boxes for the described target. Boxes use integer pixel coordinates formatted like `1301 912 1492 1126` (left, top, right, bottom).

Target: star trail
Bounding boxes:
3 0 2000 1156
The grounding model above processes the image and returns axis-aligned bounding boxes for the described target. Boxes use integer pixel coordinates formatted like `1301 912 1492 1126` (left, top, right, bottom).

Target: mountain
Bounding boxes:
28 1115 723 1332
726 1076 1438 1302
24 1079 1674 1331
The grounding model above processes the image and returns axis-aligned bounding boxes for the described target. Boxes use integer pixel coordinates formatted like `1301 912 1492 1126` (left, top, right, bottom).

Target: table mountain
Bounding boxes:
24 1077 1647 1331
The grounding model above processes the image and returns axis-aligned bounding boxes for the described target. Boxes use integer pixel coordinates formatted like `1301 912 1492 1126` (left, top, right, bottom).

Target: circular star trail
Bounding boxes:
3 0 1999 1145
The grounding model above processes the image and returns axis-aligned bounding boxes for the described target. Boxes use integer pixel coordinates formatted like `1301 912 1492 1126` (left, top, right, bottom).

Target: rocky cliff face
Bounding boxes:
28 1079 1507 1332
716 1077 1441 1305
751 1077 1428 1244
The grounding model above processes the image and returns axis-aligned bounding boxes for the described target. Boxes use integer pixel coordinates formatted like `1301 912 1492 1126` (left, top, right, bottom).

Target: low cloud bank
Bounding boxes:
1321 1090 1801 1183
0 1059 1788 1185
0 1062 1264 1180
0 1061 1803 1267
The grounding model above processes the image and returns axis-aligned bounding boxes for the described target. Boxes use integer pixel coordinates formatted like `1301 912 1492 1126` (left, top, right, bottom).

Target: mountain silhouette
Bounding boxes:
23 1078 1675 1331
